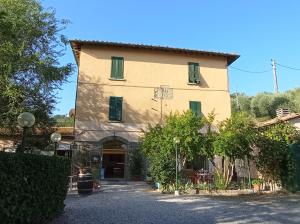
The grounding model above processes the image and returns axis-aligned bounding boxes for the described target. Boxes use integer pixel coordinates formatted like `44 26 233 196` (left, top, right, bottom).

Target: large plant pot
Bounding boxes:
77 173 93 194
253 184 261 191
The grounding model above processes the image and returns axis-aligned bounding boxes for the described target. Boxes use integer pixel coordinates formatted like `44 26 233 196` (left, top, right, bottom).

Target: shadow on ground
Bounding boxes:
51 182 300 224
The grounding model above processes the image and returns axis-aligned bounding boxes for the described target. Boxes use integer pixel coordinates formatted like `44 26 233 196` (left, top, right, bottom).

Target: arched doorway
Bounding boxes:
100 137 128 180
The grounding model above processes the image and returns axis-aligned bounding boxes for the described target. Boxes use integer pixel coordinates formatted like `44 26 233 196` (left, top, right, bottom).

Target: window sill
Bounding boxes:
108 120 122 123
187 82 199 85
109 78 126 81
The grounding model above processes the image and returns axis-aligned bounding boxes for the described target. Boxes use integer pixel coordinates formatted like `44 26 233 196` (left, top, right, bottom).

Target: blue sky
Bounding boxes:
41 0 300 115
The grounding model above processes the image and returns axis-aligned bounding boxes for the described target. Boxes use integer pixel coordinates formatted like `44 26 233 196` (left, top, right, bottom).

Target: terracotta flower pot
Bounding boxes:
253 184 261 191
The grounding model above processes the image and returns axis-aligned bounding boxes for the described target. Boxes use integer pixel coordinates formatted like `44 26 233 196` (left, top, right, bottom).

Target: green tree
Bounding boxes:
285 87 300 112
231 93 252 115
52 115 74 127
255 123 299 188
250 92 274 118
0 0 73 129
213 113 257 188
141 111 204 186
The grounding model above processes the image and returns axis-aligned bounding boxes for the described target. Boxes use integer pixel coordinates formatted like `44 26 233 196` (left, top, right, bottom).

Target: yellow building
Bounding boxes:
70 40 239 180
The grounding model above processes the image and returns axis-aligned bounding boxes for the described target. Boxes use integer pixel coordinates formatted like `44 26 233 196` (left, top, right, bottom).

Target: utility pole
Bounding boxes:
271 59 279 94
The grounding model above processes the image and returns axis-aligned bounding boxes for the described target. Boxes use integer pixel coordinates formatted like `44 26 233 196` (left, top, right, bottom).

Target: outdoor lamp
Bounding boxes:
173 137 180 196
17 112 35 152
51 132 62 155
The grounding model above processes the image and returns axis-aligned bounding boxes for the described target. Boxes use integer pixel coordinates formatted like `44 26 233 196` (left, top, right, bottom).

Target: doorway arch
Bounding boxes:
99 136 129 180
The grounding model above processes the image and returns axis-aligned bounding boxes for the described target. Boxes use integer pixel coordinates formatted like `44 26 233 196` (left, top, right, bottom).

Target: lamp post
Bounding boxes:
17 112 35 153
51 132 62 156
173 136 180 196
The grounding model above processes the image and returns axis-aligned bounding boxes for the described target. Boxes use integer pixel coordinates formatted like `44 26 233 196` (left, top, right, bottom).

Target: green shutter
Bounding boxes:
111 57 124 79
194 63 200 82
189 101 201 117
188 62 200 83
115 97 123 121
109 97 116 120
109 96 123 121
188 62 195 83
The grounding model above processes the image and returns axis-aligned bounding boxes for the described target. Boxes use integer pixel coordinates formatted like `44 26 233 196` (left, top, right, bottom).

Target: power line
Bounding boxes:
276 63 300 71
229 66 272 74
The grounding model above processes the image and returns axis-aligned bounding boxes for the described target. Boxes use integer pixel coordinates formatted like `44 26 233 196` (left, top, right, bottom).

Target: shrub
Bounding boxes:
141 111 205 186
251 179 264 186
0 152 70 224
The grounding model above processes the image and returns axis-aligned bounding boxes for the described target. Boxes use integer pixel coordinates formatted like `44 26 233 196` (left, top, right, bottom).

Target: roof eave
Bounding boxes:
69 39 240 66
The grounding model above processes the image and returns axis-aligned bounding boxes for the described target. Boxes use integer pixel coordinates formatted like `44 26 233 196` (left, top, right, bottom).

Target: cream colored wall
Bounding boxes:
75 45 231 142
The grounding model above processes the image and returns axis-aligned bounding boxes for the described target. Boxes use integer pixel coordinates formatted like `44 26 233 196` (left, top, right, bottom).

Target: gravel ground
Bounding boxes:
50 182 300 224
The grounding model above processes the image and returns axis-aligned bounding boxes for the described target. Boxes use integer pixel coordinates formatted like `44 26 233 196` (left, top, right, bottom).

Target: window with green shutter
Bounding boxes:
189 101 201 117
109 96 123 121
188 62 200 84
111 57 124 79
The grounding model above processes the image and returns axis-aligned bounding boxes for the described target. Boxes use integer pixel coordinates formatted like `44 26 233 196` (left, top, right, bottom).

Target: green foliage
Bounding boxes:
0 0 73 129
255 135 288 183
255 123 299 189
213 113 257 188
129 148 143 176
214 113 257 159
162 181 194 194
231 88 300 119
141 111 204 185
263 122 299 143
195 181 212 191
251 179 264 185
231 93 252 115
213 172 228 190
201 111 217 161
52 115 74 127
0 152 71 224
250 93 274 118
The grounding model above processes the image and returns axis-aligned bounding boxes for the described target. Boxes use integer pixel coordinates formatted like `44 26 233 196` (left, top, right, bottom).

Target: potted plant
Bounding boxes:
252 179 264 191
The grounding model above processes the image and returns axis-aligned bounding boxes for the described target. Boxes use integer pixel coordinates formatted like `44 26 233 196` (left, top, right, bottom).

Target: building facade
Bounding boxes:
71 40 239 180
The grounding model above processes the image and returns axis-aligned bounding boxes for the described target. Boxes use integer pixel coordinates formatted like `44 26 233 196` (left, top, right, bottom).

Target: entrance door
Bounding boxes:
102 149 125 179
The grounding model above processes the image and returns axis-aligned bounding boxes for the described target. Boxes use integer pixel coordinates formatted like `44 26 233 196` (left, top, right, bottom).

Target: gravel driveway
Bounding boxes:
50 182 300 224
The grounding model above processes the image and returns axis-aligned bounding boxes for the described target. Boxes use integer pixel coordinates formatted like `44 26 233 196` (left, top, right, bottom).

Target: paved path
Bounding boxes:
51 182 300 224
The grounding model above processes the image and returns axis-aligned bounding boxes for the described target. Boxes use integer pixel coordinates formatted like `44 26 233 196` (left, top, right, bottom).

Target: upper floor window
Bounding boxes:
189 101 201 117
109 96 123 121
111 57 124 79
188 62 200 84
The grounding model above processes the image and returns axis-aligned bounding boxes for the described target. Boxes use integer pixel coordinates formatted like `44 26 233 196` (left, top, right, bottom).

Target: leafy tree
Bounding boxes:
269 95 291 117
250 92 274 118
255 123 299 188
231 93 252 115
52 115 74 127
141 111 204 186
285 87 300 112
0 0 73 129
231 88 300 120
213 113 257 188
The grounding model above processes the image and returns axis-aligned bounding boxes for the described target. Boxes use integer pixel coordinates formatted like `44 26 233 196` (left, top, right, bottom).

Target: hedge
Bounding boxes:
0 152 71 224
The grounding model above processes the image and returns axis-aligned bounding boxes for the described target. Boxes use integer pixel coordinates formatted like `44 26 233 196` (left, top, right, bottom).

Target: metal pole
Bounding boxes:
272 59 279 94
20 127 27 153
247 158 251 189
54 142 57 156
175 143 178 190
